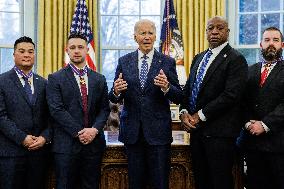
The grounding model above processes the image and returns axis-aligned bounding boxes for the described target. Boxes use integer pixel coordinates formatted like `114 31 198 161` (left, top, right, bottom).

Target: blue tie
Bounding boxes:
23 77 33 103
140 54 148 89
189 50 213 112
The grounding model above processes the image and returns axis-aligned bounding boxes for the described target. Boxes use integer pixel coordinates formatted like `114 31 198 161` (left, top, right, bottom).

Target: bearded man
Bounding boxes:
238 26 284 189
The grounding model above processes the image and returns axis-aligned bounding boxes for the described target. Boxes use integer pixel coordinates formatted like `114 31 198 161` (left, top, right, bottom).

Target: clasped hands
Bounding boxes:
246 120 265 136
180 113 200 132
22 135 46 151
114 69 169 96
78 128 99 145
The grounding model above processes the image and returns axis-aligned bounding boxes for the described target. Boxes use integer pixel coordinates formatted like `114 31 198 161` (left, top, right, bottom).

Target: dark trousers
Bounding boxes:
54 146 104 189
246 150 284 189
0 155 49 189
125 132 171 189
190 134 236 189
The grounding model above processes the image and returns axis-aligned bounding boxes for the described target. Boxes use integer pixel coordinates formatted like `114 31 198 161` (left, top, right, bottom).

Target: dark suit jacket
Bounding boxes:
181 44 248 137
0 69 51 156
240 61 284 153
46 65 110 154
109 49 182 145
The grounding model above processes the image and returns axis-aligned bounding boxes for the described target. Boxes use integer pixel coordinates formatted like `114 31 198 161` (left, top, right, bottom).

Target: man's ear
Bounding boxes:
260 42 262 48
134 34 137 42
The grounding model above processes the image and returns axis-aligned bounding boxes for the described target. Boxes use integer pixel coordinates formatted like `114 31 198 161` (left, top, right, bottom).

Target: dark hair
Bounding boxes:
14 36 35 51
262 27 283 42
68 33 88 42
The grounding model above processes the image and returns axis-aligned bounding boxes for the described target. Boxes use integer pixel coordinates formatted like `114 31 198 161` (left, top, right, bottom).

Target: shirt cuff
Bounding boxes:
261 121 270 132
113 91 121 98
245 122 251 129
161 85 170 94
179 109 188 116
198 109 206 121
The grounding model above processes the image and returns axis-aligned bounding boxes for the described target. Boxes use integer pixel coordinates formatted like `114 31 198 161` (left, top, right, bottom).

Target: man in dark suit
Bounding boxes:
46 33 110 189
0 36 51 189
179 16 248 189
109 19 182 189
238 27 284 189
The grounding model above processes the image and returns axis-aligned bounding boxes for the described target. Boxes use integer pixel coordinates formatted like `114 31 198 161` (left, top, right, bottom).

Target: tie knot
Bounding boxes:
264 63 272 68
142 54 148 60
207 50 213 56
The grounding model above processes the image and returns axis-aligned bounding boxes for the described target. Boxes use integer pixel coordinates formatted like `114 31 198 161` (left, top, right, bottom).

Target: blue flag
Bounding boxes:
159 0 186 85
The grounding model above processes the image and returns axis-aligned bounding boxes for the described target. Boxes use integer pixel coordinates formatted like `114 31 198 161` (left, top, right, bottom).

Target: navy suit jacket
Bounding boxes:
109 49 182 145
47 65 110 154
181 44 248 137
239 61 284 153
0 69 51 156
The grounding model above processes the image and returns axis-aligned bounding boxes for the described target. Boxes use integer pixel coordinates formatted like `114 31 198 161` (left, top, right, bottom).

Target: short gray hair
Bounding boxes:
134 19 156 34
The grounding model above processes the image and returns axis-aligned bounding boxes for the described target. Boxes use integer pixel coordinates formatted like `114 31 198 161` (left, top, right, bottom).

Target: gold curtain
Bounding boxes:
37 0 99 78
173 0 225 74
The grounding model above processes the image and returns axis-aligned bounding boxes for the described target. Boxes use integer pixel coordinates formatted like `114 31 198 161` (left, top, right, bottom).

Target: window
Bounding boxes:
227 0 284 65
100 0 162 89
0 0 36 73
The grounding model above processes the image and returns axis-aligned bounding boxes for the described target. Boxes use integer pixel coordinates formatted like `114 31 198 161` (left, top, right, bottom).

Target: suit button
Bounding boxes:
255 104 258 107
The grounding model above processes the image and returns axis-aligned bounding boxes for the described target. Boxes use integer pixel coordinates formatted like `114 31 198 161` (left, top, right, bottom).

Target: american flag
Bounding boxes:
159 0 186 85
65 0 96 71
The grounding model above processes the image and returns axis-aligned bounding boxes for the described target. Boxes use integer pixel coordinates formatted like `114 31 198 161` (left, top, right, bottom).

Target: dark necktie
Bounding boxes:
140 54 149 89
79 70 88 128
260 63 272 87
23 77 33 103
189 50 213 112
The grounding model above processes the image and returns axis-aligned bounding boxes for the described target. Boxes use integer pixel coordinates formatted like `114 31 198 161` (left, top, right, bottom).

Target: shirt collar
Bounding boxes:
138 48 155 60
13 66 33 79
69 63 88 76
210 41 228 55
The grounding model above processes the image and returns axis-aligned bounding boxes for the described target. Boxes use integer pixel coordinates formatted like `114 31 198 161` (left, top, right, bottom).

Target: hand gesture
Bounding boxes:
114 73 127 96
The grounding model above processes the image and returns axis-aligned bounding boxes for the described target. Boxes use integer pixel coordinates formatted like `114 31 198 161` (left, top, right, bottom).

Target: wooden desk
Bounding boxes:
47 131 243 189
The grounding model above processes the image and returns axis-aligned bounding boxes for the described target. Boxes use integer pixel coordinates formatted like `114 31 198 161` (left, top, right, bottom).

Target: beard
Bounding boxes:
261 46 283 61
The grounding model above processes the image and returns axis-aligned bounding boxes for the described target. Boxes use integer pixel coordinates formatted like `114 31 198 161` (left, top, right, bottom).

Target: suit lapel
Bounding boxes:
32 74 41 105
65 65 83 108
9 69 32 106
87 69 95 112
199 45 231 92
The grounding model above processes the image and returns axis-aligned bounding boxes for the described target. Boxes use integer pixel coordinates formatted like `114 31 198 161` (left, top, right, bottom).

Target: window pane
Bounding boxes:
239 0 258 12
261 14 280 33
0 0 20 12
119 16 139 46
119 50 134 57
261 0 280 11
0 12 20 44
102 50 118 90
120 0 139 15
141 0 160 15
100 0 118 15
239 14 258 45
141 16 161 47
238 48 259 65
0 48 14 73
101 16 118 46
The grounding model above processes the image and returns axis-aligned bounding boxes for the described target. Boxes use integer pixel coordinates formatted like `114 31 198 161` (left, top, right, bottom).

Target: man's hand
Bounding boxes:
191 113 200 125
246 120 265 136
22 135 36 148
154 69 169 91
180 113 196 131
28 136 46 151
114 73 127 96
78 128 99 145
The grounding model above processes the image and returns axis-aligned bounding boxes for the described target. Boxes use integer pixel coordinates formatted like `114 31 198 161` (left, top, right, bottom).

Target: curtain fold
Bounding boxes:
173 0 225 74
37 0 99 78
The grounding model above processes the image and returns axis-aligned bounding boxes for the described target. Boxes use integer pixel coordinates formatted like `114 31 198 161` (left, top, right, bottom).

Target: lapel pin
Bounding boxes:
159 60 162 63
224 54 227 58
